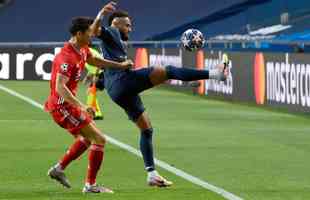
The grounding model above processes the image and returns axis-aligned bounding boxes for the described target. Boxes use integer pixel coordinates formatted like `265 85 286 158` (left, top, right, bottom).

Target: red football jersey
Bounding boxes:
45 42 90 111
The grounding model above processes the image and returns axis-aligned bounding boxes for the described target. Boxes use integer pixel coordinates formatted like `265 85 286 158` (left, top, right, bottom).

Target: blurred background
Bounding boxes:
0 0 309 42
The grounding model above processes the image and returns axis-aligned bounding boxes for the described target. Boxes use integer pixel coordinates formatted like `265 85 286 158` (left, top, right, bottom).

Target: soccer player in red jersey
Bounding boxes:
45 4 132 193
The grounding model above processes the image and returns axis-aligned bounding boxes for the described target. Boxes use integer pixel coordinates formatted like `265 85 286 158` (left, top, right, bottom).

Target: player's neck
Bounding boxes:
68 38 82 53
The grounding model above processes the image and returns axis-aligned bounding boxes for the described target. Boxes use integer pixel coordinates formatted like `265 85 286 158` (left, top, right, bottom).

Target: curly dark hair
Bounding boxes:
69 17 94 36
108 10 129 26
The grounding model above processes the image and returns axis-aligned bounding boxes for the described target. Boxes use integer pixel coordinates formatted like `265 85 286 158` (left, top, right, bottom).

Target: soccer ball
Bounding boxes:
181 29 205 51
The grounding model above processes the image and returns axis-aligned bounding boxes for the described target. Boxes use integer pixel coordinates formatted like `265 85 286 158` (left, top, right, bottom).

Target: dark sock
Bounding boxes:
165 65 209 81
140 128 155 172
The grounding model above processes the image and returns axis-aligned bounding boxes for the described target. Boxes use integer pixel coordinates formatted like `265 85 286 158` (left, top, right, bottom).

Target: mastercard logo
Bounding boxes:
254 53 265 105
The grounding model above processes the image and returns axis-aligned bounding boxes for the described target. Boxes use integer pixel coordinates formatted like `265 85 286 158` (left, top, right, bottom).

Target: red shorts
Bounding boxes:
49 104 92 135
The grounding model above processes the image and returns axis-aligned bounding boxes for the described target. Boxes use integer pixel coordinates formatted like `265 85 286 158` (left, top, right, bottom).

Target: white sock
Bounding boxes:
55 163 63 172
209 68 222 80
85 182 96 187
148 170 159 177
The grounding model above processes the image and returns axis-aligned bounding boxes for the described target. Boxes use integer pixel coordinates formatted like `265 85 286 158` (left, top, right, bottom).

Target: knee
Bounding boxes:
79 137 91 147
136 112 152 129
93 133 107 146
149 67 168 85
153 67 167 76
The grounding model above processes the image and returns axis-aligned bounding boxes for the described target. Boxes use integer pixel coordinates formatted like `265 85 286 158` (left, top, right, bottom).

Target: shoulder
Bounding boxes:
107 26 119 33
102 26 117 34
56 52 76 65
54 53 76 71
98 26 120 41
108 27 121 39
56 46 77 61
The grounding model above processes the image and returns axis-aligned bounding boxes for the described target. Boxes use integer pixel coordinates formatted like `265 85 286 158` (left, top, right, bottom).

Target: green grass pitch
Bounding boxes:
0 80 310 200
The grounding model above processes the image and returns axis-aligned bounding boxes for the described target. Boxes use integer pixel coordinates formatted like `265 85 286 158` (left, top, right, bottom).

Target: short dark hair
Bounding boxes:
69 17 94 36
108 10 129 26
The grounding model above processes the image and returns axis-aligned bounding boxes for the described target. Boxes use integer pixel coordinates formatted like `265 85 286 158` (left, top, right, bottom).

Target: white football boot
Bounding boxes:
47 164 71 188
82 183 114 193
147 170 173 187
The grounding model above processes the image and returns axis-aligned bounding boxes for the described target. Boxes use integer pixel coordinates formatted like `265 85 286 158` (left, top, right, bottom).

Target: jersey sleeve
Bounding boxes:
57 59 75 78
97 26 113 42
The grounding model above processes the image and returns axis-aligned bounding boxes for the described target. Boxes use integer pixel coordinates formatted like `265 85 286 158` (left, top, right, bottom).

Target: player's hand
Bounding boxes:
86 107 96 119
121 59 134 69
82 74 94 86
100 1 117 16
81 105 95 119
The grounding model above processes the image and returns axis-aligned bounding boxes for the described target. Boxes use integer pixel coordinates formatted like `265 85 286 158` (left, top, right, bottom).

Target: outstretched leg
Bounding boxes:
149 63 228 86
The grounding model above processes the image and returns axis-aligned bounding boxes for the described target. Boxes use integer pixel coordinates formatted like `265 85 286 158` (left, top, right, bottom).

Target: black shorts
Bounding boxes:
107 67 154 121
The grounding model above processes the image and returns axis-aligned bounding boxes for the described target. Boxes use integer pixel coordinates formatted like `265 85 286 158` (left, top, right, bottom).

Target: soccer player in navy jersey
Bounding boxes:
90 1 228 187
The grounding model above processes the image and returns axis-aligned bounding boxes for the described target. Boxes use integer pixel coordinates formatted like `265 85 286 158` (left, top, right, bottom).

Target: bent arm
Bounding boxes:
87 55 132 70
55 73 84 108
90 1 116 37
90 15 103 37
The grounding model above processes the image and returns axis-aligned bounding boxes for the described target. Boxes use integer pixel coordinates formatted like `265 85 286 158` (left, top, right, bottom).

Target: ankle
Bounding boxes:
148 170 159 177
85 182 96 187
55 163 64 171
209 68 222 80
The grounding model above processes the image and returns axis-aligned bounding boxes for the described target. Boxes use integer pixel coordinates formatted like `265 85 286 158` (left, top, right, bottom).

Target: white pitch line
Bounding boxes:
0 83 244 200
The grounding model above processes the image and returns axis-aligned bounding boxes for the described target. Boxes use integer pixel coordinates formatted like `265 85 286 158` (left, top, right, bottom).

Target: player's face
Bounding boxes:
77 28 92 46
118 17 132 41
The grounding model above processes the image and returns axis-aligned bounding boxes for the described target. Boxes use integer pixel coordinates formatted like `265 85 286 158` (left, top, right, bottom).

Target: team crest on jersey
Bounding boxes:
61 63 69 72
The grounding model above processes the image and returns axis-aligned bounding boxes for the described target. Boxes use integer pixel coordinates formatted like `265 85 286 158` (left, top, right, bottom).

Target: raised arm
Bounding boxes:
90 1 117 37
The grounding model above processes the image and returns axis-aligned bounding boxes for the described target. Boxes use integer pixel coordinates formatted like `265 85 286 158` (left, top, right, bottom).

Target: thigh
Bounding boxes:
50 104 92 135
125 67 155 94
79 122 106 145
112 94 146 122
107 68 154 99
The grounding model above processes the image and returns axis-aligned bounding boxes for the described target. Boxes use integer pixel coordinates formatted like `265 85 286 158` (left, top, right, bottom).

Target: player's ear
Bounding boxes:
76 30 86 38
